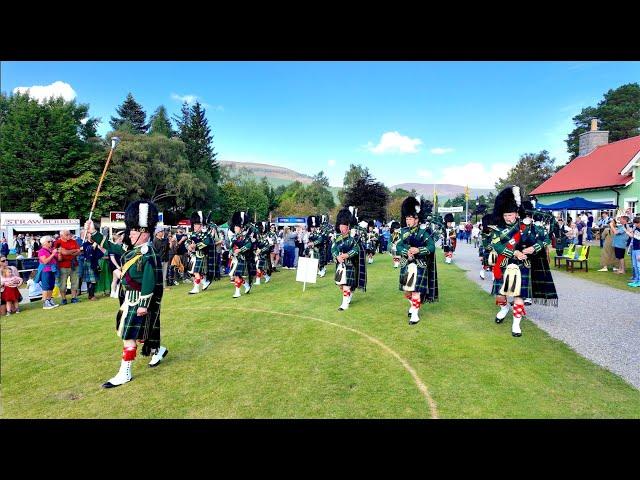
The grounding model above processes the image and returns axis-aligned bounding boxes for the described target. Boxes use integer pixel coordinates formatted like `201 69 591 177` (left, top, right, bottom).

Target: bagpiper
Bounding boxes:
365 220 379 264
254 221 272 285
389 221 401 268
332 207 367 311
397 196 438 325
490 187 558 337
477 205 497 281
320 215 333 276
204 212 223 285
85 200 168 388
304 215 328 277
187 211 214 294
229 211 254 298
442 213 457 264
267 223 279 272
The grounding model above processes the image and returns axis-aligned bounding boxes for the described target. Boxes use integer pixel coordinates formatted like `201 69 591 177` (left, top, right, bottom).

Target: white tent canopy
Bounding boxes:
0 212 80 249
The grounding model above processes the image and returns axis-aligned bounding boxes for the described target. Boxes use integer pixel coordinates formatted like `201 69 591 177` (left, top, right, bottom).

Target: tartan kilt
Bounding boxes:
398 264 429 295
189 253 207 275
234 255 247 277
491 260 532 297
256 253 268 271
82 261 98 283
336 260 356 288
318 246 327 269
117 306 146 340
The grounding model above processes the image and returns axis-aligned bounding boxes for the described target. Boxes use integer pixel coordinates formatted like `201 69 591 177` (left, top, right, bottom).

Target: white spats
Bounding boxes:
318 268 326 277
244 283 251 294
409 311 420 325
102 360 133 388
201 279 211 291
479 269 486 280
445 257 452 264
264 275 271 283
255 277 261 285
393 261 399 268
496 304 510 323
233 287 241 298
338 297 350 311
149 346 168 367
512 315 522 337
188 283 201 294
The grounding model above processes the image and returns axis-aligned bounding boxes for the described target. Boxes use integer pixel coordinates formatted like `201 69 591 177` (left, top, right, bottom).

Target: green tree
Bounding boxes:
565 83 640 161
338 163 370 204
0 92 103 215
109 92 148 134
343 174 389 222
148 105 174 138
173 101 191 142
495 150 556 200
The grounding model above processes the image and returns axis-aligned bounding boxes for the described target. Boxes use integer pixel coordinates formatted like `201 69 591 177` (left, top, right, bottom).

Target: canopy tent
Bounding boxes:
535 197 615 211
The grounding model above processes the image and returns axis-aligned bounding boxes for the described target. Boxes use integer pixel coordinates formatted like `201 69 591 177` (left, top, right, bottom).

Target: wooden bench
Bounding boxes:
566 245 590 272
553 244 575 268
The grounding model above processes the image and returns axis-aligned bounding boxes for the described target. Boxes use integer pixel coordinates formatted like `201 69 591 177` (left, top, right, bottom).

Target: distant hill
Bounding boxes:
221 161 314 185
391 183 494 200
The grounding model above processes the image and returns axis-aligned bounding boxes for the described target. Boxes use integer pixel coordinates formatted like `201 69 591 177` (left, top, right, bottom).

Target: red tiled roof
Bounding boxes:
530 135 640 196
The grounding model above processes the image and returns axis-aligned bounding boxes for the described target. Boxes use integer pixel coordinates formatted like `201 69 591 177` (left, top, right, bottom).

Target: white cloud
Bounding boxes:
367 131 422 154
171 93 198 104
171 93 221 111
437 162 514 189
13 81 76 103
328 159 336 167
430 147 454 155
417 169 433 179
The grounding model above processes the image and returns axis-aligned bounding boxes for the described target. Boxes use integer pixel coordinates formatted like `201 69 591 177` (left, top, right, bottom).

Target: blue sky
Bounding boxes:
2 61 639 189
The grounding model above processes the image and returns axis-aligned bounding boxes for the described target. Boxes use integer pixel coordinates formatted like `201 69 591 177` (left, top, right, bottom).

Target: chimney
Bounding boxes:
578 118 609 157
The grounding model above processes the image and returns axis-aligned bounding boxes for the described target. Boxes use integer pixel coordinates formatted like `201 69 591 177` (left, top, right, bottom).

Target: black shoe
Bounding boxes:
407 309 411 318
512 332 522 337
102 380 125 388
495 317 504 324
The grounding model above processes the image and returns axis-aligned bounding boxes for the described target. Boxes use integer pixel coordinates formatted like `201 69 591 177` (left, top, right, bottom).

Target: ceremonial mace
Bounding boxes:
83 136 121 241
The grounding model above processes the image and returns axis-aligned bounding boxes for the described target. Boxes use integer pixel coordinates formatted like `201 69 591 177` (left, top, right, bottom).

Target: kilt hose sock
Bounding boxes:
512 303 525 336
122 345 137 361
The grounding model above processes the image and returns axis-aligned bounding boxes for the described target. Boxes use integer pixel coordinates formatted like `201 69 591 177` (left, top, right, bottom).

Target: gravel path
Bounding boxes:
448 240 640 390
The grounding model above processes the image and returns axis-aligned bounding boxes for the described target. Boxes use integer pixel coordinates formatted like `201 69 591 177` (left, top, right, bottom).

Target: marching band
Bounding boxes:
81 186 559 388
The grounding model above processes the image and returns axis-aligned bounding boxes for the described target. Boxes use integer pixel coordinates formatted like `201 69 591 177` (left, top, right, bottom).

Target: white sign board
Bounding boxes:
438 206 464 213
296 257 318 290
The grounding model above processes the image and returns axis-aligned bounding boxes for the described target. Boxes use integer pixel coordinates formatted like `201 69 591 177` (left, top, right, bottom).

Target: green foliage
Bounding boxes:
148 105 174 138
0 92 103 215
109 92 148 134
565 83 640 161
103 132 208 218
338 163 370 204
216 167 269 223
494 150 556 200
343 173 389 221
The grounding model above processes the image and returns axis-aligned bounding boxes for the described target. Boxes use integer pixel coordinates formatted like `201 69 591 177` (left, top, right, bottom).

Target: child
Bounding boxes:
27 269 43 299
1 266 24 315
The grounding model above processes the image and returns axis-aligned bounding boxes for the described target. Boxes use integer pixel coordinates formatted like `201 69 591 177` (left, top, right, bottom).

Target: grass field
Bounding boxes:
2 251 639 418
